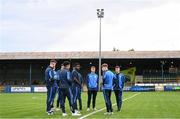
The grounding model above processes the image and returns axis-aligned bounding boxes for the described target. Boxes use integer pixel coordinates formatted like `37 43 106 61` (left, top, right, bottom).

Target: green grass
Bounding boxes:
0 92 180 118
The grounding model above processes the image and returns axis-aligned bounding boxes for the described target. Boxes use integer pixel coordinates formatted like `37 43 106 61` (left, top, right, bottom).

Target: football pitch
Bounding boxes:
0 92 180 119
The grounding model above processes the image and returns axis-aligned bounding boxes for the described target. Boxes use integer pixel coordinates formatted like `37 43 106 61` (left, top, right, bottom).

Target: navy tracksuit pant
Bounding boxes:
46 86 56 112
76 89 82 110
114 90 123 111
50 86 58 108
59 88 75 113
103 89 113 112
56 88 63 108
72 86 81 110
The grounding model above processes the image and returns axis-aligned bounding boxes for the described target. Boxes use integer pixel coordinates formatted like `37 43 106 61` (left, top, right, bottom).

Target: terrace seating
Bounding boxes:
143 70 179 83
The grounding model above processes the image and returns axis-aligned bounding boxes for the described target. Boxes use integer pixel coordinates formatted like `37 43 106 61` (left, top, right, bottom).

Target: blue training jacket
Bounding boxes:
45 66 58 87
113 73 125 90
102 70 114 90
87 72 99 90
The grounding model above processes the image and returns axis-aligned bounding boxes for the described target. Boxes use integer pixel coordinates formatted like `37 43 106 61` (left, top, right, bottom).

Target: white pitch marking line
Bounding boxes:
78 93 141 119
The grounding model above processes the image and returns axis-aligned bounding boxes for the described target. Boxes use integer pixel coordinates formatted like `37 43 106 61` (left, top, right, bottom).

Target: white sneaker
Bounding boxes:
62 113 68 116
93 108 97 111
72 112 81 116
47 111 54 115
75 110 80 114
110 112 114 115
87 108 90 111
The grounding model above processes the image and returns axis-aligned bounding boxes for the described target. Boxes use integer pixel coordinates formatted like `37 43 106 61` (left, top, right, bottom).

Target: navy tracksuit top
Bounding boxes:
113 73 126 90
45 66 58 87
71 69 82 88
57 68 72 89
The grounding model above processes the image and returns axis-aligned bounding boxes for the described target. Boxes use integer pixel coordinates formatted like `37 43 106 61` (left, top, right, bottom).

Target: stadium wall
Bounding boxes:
2 84 180 93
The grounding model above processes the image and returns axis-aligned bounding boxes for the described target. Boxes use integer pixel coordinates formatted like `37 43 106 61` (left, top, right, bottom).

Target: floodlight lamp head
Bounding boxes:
97 9 104 18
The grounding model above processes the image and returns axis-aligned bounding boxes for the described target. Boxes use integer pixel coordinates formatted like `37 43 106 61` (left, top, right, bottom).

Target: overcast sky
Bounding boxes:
0 0 180 52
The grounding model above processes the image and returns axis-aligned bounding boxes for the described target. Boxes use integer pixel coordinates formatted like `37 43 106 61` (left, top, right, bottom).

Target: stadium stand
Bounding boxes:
0 51 180 89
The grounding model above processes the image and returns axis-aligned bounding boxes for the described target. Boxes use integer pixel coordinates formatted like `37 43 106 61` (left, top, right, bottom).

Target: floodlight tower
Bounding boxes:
97 9 104 91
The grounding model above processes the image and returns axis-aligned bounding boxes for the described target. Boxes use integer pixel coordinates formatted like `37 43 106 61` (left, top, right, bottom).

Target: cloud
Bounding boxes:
48 0 180 51
1 0 180 51
112 0 180 51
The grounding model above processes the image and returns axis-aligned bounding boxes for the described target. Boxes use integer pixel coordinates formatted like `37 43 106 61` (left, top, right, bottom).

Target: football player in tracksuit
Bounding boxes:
102 63 114 115
56 63 64 111
58 61 81 116
50 69 58 111
45 59 58 115
71 63 82 114
86 65 99 111
76 72 83 110
113 66 126 112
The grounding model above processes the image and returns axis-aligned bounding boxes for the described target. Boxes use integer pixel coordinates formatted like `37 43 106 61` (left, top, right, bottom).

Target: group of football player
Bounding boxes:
45 59 125 116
